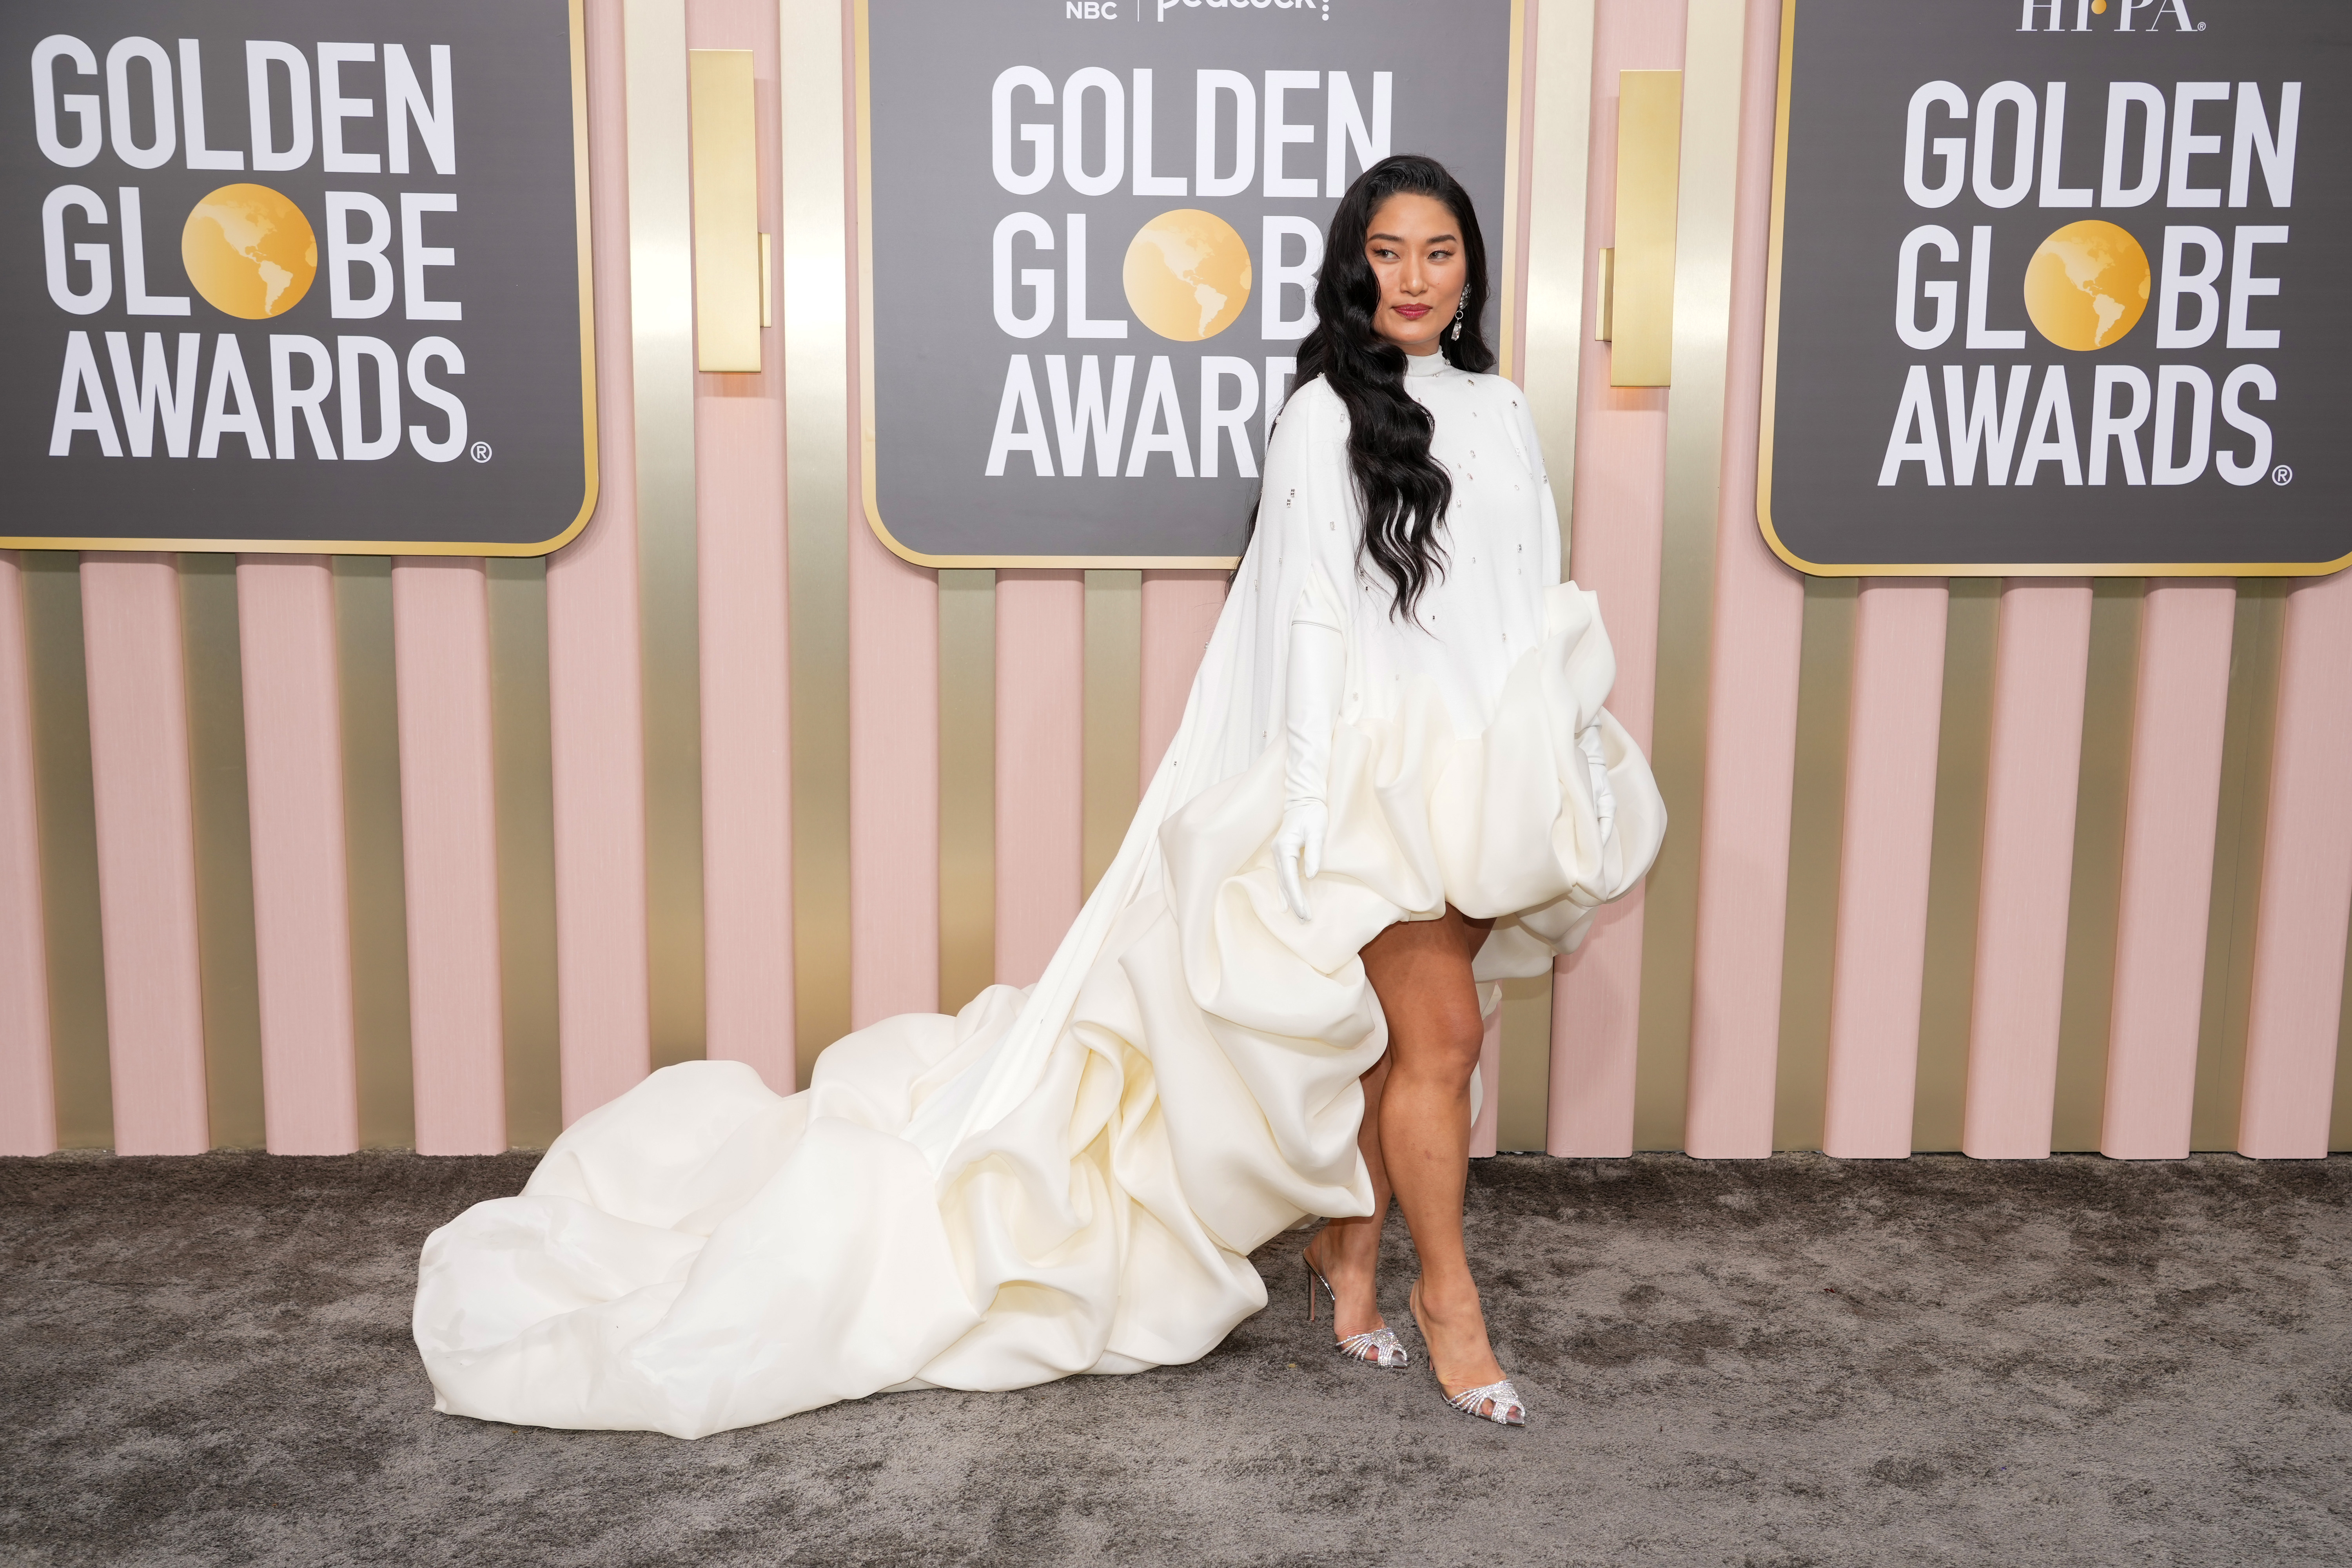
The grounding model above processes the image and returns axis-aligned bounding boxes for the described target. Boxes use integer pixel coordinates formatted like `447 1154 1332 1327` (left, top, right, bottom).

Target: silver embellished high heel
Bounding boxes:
1410 1281 1526 1426
1442 1378 1527 1426
1303 1250 1408 1369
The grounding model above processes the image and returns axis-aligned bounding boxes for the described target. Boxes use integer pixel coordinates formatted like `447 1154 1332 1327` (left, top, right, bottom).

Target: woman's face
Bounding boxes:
1363 192 1468 356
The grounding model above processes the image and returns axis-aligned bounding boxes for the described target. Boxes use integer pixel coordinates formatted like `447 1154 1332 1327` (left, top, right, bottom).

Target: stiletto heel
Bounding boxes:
1301 1249 1408 1369
1408 1281 1526 1426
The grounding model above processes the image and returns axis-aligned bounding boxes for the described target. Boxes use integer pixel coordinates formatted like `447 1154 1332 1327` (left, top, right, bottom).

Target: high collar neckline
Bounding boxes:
1403 349 1449 378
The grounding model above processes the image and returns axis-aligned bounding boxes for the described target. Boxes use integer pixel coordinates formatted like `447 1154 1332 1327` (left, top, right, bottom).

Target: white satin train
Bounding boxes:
412 583 1663 1437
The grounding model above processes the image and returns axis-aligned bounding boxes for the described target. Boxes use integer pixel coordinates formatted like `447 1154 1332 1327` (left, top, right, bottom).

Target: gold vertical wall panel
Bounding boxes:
487 559 562 1151
2190 583 2285 1150
1911 581 1998 1153
1082 573 1141 899
689 49 762 374
938 570 996 1019
2048 582 2142 1151
1772 578 1856 1151
178 556 265 1150
1496 0 1530 375
1496 974 1553 1152
1609 69 1682 388
1521 0 1594 544
782 0 852 1088
333 559 415 1149
1630 6 1743 1152
23 555 111 1148
1499 0 1594 1152
628 0 707 1077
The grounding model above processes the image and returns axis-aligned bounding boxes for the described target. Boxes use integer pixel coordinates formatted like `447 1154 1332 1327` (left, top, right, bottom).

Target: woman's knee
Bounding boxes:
1392 1006 1486 1082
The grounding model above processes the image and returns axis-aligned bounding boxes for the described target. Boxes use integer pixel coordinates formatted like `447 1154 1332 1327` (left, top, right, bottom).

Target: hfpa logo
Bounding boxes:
2020 0 2205 30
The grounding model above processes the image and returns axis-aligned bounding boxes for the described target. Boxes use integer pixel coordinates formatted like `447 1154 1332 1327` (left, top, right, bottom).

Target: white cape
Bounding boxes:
413 572 1664 1437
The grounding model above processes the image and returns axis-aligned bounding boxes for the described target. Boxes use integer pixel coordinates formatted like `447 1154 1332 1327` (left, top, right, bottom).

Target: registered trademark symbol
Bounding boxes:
2273 465 2294 486
470 442 493 464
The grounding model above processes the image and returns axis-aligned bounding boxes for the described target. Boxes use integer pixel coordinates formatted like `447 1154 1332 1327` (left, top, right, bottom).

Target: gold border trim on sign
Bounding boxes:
1 0 601 559
853 0 1530 570
1754 0 2348 579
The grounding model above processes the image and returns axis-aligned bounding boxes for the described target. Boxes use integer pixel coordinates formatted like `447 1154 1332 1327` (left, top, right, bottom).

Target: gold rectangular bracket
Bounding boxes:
689 48 760 373
1609 69 1681 386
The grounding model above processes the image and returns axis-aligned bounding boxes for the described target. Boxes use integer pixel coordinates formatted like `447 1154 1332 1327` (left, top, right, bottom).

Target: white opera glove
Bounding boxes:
1577 723 1617 847
1274 617 1345 922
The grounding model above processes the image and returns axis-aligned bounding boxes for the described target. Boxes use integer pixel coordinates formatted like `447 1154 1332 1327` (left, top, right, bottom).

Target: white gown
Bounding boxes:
411 350 1667 1437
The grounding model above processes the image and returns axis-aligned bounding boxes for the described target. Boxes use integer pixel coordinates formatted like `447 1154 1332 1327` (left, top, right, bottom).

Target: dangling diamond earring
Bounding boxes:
1450 293 1466 341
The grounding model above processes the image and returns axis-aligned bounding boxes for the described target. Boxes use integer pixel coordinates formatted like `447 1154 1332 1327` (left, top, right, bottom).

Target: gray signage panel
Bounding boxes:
1762 0 2349 575
2 0 593 555
860 0 1519 564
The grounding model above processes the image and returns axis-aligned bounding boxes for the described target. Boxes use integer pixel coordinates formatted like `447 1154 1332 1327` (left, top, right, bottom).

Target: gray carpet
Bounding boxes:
2 1151 2348 1567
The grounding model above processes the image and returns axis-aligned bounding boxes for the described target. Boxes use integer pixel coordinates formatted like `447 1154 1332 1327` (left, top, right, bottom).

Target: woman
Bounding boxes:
412 155 1661 1437
1277 154 1647 1426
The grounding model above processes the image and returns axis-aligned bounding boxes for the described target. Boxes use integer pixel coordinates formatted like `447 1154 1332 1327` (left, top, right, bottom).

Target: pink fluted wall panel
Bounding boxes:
394 561 506 1154
2239 570 2352 1158
235 558 359 1154
691 0 796 1088
848 520 940 1027
0 552 54 1155
1820 580 1948 1159
548 0 653 1124
1138 571 1229 793
827 0 943 1032
996 570 1085 989
1962 581 2093 1159
1682 0 1800 1159
697 398 796 1083
79 555 209 1155
1547 0 1686 1157
2102 580 2235 1159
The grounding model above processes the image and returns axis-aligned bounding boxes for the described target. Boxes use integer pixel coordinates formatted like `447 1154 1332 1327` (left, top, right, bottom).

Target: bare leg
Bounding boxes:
1361 906 1507 1408
1303 1055 1392 1347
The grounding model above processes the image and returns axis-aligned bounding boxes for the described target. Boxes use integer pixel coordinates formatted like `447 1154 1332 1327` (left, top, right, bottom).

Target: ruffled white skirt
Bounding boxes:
412 584 1663 1437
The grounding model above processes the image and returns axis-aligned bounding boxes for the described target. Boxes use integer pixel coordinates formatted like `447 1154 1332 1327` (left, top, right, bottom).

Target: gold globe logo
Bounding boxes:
1123 209 1251 342
181 184 318 320
2022 220 2151 352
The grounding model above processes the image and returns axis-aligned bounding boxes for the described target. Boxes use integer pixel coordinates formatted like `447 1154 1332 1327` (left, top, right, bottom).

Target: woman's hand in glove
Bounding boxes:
1278 609 1345 924
1274 798 1328 922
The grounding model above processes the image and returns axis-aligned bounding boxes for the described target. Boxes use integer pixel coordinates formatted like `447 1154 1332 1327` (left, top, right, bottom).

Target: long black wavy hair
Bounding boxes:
1295 154 1495 622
